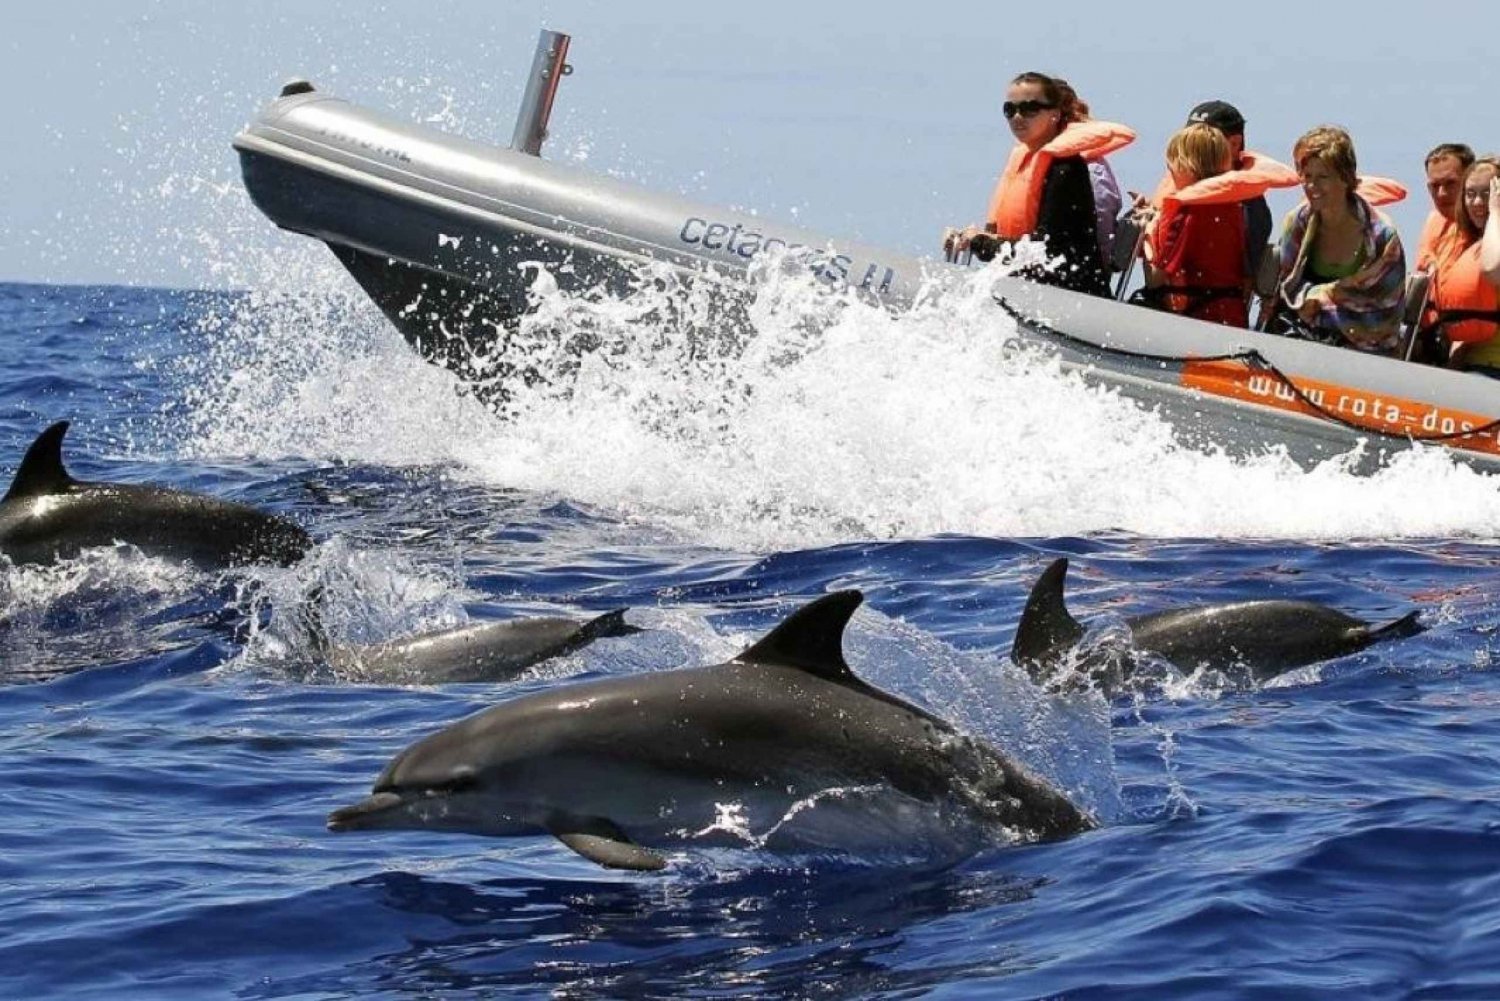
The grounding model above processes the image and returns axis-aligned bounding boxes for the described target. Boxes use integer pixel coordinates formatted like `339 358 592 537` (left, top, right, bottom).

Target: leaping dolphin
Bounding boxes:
326 610 642 684
0 421 312 569
329 590 1095 870
1012 558 1425 694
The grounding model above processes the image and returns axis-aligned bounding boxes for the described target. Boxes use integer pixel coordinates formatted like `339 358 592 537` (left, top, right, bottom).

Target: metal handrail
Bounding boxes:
511 30 573 156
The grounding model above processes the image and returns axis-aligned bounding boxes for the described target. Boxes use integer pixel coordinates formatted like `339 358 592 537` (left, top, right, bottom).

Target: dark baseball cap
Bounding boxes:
1187 100 1246 134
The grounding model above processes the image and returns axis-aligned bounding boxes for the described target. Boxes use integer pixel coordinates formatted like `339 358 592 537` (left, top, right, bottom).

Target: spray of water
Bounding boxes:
155 239 1500 551
0 548 206 682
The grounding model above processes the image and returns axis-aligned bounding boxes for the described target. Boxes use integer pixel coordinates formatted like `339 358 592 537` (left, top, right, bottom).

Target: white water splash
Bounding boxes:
0 548 207 681
227 535 470 670
165 252 1500 550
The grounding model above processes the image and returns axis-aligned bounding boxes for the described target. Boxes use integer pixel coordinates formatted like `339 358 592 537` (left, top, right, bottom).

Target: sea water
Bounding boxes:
4 245 1500 1000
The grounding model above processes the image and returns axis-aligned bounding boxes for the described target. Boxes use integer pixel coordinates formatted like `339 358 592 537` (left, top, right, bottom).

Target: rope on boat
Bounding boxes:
992 296 1500 445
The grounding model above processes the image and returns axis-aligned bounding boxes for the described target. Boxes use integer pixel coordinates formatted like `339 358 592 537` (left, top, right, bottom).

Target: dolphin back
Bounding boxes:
330 609 640 684
1131 601 1425 677
0 421 312 569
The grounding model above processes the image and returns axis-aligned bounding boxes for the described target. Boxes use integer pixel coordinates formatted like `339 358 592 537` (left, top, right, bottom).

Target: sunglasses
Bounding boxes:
1003 100 1056 119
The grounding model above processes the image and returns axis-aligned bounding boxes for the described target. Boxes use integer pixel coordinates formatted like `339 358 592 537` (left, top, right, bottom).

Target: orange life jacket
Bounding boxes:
1433 241 1500 349
986 120 1136 240
1415 210 1476 337
1161 165 1287 207
1152 160 1403 208
1283 176 1405 209
1149 149 1298 207
1353 176 1406 207
1238 150 1300 190
1143 157 1296 279
1416 211 1469 275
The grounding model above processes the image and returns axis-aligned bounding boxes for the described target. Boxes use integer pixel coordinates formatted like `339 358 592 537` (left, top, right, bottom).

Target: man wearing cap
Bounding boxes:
1183 100 1298 280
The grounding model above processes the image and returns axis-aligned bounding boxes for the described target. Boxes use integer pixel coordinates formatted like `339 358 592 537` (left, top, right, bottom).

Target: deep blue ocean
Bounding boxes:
4 276 1500 1000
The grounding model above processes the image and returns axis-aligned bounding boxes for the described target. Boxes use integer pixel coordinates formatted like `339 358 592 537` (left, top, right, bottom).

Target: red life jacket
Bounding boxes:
986 120 1135 240
1140 164 1283 327
1148 198 1248 327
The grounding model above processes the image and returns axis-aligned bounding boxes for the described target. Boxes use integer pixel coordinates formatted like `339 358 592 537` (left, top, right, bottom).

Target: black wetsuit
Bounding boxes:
973 155 1110 298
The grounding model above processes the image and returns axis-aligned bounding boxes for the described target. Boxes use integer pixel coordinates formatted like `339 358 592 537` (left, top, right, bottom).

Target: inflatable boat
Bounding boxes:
233 32 1500 475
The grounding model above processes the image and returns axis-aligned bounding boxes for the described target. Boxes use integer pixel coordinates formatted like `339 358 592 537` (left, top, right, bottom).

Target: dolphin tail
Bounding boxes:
3 421 76 502
1365 610 1425 645
582 608 644 641
1011 558 1087 682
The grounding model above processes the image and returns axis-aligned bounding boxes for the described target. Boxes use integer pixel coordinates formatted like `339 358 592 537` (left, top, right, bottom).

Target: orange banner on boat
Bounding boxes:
1180 359 1500 456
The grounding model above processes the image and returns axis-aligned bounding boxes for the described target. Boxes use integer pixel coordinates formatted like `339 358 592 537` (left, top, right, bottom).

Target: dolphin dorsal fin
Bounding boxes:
1011 558 1086 668
3 421 76 502
736 590 863 682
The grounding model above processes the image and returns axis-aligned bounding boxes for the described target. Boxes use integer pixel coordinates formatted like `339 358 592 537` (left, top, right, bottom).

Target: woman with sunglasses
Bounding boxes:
947 72 1133 297
1272 125 1407 353
1433 157 1500 376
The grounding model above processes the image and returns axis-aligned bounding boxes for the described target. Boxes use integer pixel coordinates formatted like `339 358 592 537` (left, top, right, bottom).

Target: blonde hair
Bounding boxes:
1166 123 1232 183
1293 125 1358 190
1456 155 1500 241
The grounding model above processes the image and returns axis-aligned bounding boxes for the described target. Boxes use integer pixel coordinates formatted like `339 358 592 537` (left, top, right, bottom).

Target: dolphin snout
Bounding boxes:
327 791 405 831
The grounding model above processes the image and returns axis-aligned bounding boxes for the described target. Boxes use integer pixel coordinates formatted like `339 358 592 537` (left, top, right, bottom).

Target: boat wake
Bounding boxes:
167 250 1500 550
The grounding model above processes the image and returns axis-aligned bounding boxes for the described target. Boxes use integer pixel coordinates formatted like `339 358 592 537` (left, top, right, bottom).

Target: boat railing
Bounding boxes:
1110 212 1147 301
511 29 573 156
1398 270 1434 362
1251 242 1282 331
942 232 974 267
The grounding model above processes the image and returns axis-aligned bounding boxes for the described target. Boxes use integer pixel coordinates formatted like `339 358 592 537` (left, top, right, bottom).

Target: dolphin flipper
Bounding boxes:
1012 558 1087 681
3 421 76 502
549 816 666 871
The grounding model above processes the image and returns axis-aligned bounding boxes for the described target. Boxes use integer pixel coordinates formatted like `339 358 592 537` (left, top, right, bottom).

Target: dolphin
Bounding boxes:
325 610 642 684
1012 558 1425 693
0 421 312 569
328 590 1095 870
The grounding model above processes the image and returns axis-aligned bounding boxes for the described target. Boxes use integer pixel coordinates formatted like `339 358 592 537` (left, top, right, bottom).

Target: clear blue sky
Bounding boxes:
3 1 1496 288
